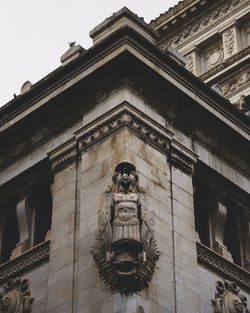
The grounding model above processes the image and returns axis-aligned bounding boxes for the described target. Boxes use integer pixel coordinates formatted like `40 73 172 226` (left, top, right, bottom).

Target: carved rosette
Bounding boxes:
91 161 160 295
0 278 34 313
212 280 249 313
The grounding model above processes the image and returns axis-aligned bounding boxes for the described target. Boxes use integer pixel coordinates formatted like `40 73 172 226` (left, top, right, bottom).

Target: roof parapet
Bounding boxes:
89 7 159 45
60 42 85 66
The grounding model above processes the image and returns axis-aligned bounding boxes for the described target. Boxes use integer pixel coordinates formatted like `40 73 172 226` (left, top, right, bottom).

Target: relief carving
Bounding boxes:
224 29 235 56
212 280 249 313
0 278 34 313
221 70 250 96
91 161 160 295
186 54 194 73
204 45 224 71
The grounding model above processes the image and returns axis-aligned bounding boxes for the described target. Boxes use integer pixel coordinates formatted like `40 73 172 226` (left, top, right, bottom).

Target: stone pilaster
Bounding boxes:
222 24 241 59
46 139 78 313
185 48 201 75
169 143 200 313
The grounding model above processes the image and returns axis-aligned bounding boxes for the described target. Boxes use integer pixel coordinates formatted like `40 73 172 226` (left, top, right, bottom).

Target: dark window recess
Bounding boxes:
0 198 19 263
31 180 52 246
224 207 242 266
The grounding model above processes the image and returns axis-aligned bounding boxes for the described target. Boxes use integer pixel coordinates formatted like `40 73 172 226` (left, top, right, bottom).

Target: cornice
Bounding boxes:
0 241 50 285
158 0 247 49
197 242 250 292
76 106 172 153
170 144 197 174
48 139 77 172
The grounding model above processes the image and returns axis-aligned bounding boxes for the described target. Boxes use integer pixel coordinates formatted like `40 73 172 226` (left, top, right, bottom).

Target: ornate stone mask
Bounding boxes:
0 278 34 313
91 161 160 295
212 280 249 313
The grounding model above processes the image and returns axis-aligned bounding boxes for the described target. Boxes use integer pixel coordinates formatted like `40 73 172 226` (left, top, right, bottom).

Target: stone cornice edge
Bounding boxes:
0 240 50 285
197 242 250 291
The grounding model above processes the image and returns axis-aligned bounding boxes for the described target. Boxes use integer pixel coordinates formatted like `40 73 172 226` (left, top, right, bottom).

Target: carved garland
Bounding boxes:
0 278 34 313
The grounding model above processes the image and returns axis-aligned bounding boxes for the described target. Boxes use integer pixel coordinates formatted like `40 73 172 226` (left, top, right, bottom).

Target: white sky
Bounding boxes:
0 1 179 107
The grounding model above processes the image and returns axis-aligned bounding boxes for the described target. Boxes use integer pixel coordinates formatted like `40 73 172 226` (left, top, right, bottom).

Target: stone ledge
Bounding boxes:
0 240 50 285
197 242 250 292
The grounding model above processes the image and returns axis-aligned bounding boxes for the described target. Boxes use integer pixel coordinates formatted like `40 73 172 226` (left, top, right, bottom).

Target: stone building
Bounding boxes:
0 1 249 313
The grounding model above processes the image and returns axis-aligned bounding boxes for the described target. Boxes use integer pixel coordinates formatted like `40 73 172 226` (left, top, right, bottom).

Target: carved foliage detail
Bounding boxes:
224 29 235 56
91 161 160 295
0 278 34 313
212 280 249 313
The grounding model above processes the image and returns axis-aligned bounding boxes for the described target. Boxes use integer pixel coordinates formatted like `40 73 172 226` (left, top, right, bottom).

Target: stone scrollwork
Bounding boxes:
91 161 160 295
212 280 249 313
0 278 34 313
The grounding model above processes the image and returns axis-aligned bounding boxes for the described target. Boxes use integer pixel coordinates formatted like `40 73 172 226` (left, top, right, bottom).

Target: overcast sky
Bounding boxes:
0 1 180 107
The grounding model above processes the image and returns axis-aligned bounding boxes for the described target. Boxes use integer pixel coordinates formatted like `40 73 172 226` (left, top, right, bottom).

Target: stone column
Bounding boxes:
185 48 201 76
47 140 78 313
169 145 200 313
222 24 241 59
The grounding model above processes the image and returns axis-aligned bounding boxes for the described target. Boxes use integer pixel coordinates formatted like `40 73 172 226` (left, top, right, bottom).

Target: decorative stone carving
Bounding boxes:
224 29 235 56
221 70 250 96
186 54 194 73
0 241 50 285
204 44 224 71
162 0 244 48
212 280 249 313
197 243 250 291
0 278 34 313
91 161 160 295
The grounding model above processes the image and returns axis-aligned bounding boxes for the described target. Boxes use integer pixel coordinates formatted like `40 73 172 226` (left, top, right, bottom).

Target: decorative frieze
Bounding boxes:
212 280 249 313
0 277 34 313
197 242 250 292
91 161 160 295
77 108 171 153
221 69 250 96
0 241 49 284
161 0 244 49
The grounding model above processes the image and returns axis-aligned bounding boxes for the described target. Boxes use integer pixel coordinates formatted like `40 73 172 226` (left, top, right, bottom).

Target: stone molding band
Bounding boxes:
0 241 50 285
197 242 250 292
49 106 196 174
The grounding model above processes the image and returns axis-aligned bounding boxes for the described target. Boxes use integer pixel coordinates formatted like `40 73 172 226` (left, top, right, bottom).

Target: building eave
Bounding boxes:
0 25 249 140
